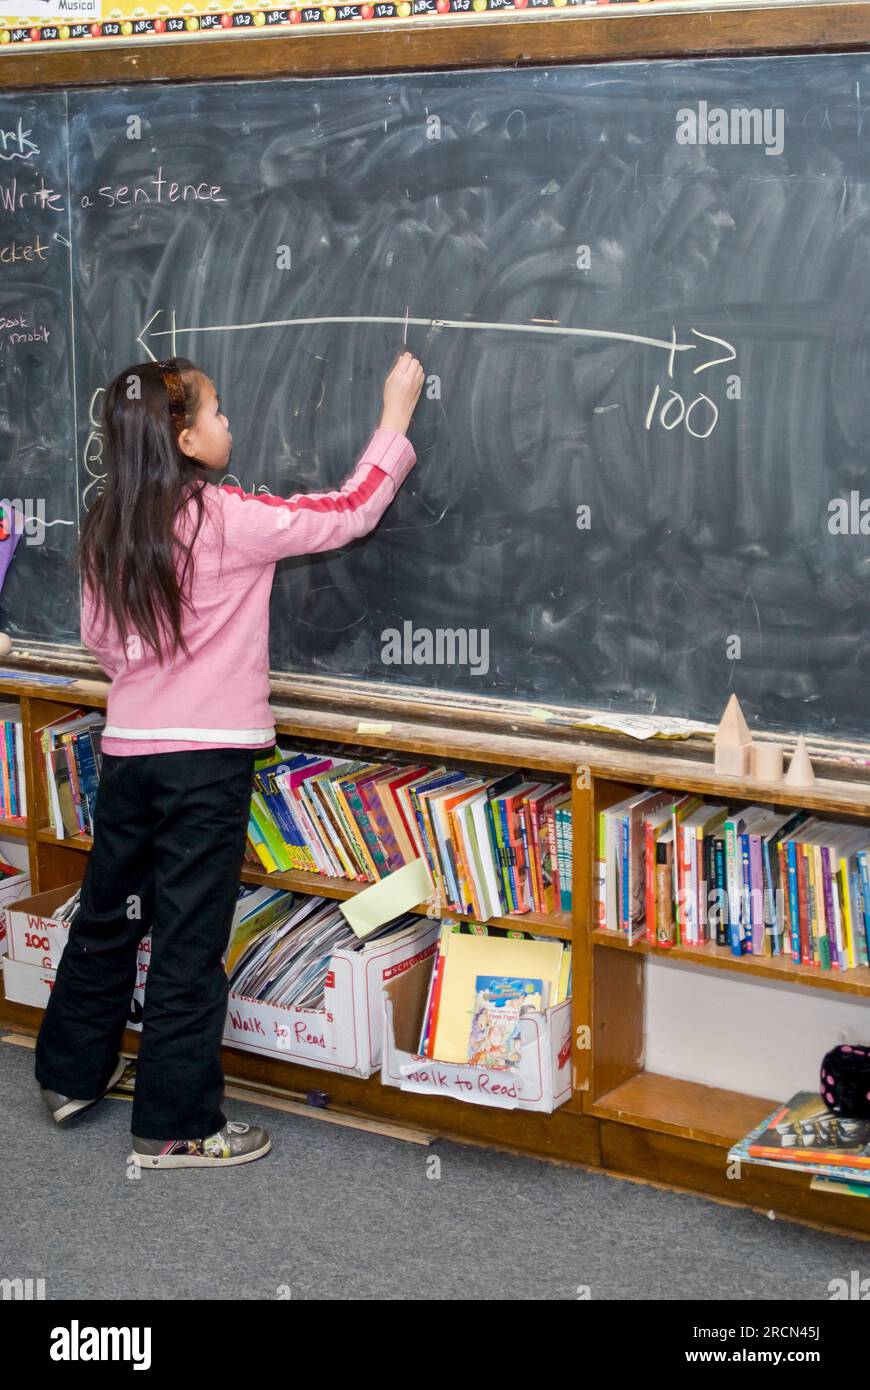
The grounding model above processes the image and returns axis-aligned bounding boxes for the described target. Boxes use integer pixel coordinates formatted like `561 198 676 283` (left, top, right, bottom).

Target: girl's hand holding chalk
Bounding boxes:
379 350 425 437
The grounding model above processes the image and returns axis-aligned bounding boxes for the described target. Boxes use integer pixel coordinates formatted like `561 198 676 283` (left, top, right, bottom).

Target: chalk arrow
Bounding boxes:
137 308 699 360
691 328 737 375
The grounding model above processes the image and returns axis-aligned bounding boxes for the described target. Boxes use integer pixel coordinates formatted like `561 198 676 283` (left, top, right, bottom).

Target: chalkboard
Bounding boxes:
1 54 869 739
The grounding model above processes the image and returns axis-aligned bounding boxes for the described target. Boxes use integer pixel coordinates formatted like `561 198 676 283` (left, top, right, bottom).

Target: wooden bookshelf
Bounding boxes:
33 824 574 939
589 1072 776 1148
237 865 574 941
592 929 870 999
3 664 870 1240
35 826 92 848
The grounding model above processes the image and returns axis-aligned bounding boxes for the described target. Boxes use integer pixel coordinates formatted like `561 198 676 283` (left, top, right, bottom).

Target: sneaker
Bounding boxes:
129 1120 271 1169
41 1055 129 1126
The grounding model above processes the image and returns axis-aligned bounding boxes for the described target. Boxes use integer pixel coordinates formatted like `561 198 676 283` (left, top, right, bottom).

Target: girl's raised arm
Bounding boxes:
217 423 416 565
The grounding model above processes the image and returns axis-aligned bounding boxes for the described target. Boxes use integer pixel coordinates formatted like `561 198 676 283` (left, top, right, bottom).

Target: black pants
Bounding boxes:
34 747 257 1139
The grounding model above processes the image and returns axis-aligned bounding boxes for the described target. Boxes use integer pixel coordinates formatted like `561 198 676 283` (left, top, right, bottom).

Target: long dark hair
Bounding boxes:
79 357 215 664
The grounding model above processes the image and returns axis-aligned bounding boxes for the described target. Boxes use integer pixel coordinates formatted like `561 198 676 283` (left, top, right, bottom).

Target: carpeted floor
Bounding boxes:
3 1041 868 1300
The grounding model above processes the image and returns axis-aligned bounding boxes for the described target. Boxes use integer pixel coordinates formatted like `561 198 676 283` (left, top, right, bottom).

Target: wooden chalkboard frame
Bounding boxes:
1 2 870 92
4 4 870 759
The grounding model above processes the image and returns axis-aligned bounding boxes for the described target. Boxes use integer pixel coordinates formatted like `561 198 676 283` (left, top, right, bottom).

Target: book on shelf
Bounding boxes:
811 1175 870 1199
242 748 572 920
0 701 26 823
35 709 105 839
729 1092 870 1183
597 791 870 970
599 790 675 944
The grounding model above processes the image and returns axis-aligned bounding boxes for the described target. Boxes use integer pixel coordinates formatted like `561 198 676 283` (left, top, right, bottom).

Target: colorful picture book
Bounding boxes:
244 748 573 918
597 790 870 968
416 920 571 1065
729 1092 870 1183
467 975 548 1068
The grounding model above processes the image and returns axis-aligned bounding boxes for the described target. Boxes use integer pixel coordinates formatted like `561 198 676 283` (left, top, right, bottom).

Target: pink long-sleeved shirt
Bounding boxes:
82 426 417 755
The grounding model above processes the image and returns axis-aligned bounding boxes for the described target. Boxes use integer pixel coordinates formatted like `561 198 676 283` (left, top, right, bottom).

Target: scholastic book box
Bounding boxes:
381 951 572 1113
223 916 440 1078
2 882 148 1031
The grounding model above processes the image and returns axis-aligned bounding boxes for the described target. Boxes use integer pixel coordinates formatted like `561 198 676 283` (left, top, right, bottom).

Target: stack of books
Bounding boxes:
37 708 105 839
226 891 425 1009
729 1092 870 1193
416 920 572 1066
0 702 25 823
245 750 573 917
597 790 870 967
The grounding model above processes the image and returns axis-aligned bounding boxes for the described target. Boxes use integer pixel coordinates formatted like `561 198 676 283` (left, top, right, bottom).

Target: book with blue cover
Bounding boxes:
467 974 547 1069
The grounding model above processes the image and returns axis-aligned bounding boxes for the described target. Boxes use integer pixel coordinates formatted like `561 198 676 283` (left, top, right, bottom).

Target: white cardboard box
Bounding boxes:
223 918 441 1078
381 956 573 1113
7 882 79 968
2 957 59 1008
0 835 31 959
2 953 148 1031
2 882 149 1031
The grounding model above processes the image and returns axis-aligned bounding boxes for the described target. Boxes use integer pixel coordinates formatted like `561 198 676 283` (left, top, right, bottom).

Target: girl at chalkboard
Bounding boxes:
34 349 424 1170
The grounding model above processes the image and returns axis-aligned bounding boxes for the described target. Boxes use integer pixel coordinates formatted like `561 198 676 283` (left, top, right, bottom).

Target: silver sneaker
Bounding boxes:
41 1055 128 1125
129 1120 271 1169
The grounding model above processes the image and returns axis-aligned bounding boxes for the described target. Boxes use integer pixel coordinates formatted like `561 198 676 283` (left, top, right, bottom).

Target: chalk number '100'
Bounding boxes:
644 383 718 439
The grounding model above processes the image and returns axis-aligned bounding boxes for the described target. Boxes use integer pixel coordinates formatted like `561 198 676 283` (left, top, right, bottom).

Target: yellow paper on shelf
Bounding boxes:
432 932 564 1064
569 713 706 741
339 857 433 940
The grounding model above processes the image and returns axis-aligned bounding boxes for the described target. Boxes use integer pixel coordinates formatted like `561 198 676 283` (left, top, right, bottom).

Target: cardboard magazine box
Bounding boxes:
2 953 148 1032
223 918 441 1079
2 957 59 1009
3 881 149 1031
0 834 31 959
7 882 81 968
381 955 573 1113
